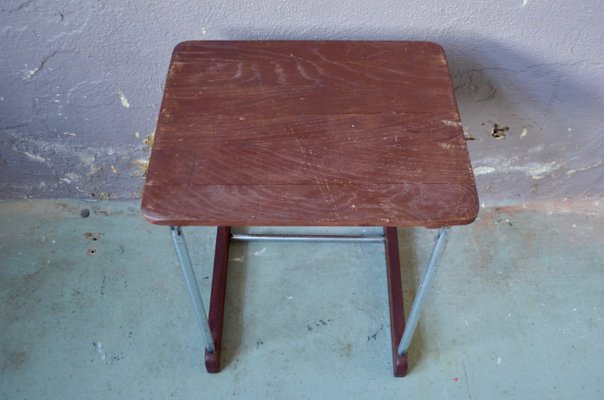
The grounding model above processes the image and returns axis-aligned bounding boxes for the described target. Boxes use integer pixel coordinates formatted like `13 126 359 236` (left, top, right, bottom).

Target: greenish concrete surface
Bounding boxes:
1 200 603 399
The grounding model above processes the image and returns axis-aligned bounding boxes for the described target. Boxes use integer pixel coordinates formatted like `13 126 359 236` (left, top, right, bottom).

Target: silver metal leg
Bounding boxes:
170 226 215 353
398 226 451 356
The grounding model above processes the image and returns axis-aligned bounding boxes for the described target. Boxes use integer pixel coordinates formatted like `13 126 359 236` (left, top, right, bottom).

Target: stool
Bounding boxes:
142 40 478 377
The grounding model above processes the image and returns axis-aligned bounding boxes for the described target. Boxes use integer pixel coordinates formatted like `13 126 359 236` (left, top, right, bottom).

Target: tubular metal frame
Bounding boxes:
168 226 451 376
170 226 215 353
397 227 450 356
230 233 385 242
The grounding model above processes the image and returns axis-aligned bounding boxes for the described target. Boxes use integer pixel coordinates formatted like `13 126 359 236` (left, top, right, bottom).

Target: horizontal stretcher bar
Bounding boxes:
229 233 385 242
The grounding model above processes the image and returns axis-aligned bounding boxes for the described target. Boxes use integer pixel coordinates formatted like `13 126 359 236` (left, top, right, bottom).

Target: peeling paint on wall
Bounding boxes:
118 91 130 108
473 166 497 176
0 128 150 198
567 159 604 177
23 152 46 163
0 0 603 202
473 158 563 180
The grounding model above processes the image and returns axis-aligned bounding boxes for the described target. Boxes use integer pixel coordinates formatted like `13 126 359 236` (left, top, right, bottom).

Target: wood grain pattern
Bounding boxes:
167 41 452 89
142 41 479 227
142 183 477 228
160 86 456 116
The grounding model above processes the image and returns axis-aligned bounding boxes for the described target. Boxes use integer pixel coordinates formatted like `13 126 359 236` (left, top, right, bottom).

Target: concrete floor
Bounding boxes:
1 200 603 399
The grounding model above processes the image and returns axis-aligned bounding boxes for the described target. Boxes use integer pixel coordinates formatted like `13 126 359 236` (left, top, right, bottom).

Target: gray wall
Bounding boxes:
1 0 603 204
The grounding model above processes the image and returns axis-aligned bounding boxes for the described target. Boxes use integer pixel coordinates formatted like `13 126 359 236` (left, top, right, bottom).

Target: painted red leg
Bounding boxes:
384 227 408 377
205 226 231 373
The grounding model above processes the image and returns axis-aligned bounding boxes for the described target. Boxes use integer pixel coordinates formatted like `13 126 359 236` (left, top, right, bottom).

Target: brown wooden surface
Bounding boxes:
384 227 408 376
142 41 478 227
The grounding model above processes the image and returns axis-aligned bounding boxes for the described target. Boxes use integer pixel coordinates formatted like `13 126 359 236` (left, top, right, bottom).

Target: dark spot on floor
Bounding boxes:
367 324 384 342
90 192 111 200
313 318 333 328
87 248 96 256
496 218 513 227
100 274 106 296
84 232 100 241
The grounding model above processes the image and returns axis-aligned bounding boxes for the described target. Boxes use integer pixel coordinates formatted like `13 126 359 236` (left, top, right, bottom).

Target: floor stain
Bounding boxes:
2 351 28 371
339 343 353 357
84 232 100 241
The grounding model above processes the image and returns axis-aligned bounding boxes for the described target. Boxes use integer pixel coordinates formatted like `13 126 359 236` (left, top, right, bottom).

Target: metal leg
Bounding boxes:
397 226 451 356
170 226 215 353
169 224 449 375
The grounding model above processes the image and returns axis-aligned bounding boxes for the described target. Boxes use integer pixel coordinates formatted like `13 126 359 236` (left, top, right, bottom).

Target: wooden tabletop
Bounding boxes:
142 41 478 228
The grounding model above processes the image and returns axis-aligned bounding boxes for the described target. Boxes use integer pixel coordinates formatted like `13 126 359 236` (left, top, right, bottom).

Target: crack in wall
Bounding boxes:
6 0 36 13
567 159 604 176
459 60 604 76
24 50 66 80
